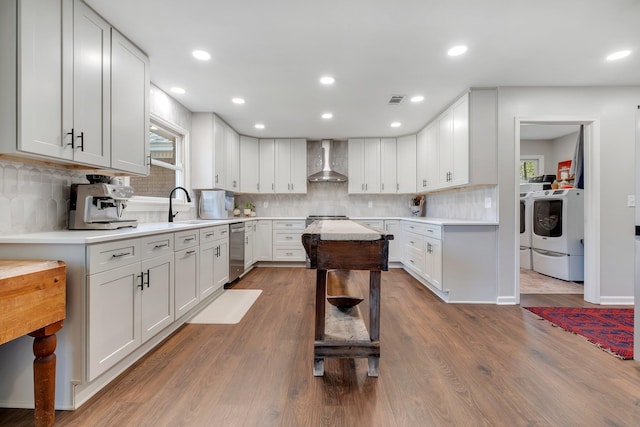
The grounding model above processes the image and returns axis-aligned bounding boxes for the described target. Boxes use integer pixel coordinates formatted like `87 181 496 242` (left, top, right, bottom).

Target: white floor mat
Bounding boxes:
188 289 262 324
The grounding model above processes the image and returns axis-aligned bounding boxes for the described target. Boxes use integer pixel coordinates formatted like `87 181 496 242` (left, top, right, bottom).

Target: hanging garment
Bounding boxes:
570 125 584 189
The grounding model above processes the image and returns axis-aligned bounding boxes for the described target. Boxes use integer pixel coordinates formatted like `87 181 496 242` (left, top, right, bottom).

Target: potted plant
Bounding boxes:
244 202 255 216
233 202 240 217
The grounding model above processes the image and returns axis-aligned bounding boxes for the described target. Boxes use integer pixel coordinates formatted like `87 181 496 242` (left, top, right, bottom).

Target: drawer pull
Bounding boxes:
285 236 293 240
184 237 196 242
112 252 131 258
205 233 215 238
286 252 293 256
220 230 228 235
427 229 434 233
154 243 169 248
186 250 196 255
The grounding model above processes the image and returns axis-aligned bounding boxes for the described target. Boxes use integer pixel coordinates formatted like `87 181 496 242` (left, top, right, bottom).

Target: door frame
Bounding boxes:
515 117 601 304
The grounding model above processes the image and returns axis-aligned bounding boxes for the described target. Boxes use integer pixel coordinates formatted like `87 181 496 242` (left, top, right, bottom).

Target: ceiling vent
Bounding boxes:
387 95 406 105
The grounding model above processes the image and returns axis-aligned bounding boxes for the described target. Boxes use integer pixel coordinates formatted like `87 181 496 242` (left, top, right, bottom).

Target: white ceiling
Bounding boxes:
86 0 639 140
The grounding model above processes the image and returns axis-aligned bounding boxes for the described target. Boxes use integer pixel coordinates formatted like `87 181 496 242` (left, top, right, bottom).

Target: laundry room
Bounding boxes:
519 123 585 294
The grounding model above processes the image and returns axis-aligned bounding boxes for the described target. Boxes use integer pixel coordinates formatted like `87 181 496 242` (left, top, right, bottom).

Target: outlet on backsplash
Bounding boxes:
484 197 492 209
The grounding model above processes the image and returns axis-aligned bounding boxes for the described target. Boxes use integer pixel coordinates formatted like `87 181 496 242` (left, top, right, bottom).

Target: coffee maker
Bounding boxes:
69 175 138 230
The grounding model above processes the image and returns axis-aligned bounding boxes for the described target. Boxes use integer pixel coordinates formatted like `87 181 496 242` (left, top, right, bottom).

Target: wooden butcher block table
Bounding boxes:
0 260 66 427
301 220 392 377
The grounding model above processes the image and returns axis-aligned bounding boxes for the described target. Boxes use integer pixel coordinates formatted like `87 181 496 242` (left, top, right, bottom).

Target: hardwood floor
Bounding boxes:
1 267 639 426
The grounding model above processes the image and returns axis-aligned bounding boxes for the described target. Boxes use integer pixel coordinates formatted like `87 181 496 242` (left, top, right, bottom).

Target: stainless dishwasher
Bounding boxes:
229 222 245 282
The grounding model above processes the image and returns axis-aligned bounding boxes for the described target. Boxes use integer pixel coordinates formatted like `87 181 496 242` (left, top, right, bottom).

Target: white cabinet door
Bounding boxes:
199 244 216 299
140 252 174 343
240 135 259 193
88 262 141 381
348 139 365 193
227 125 240 191
174 247 199 319
214 239 229 290
110 29 150 175
244 221 255 269
17 0 72 160
416 129 428 191
450 93 469 187
424 122 439 191
290 138 307 194
380 138 397 194
255 219 273 261
396 134 417 193
213 115 227 189
384 220 401 262
274 138 307 193
72 0 110 168
437 109 453 188
259 139 275 193
424 236 443 290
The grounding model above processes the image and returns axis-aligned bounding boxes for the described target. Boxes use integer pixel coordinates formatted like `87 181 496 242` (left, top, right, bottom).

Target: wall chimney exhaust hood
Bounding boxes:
308 140 348 183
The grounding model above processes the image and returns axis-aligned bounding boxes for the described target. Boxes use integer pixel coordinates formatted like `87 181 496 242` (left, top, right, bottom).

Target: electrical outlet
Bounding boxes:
263 201 268 208
484 197 492 209
627 195 635 207
368 200 373 208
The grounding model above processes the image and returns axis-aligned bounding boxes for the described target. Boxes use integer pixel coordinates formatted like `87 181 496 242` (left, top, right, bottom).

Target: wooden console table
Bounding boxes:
0 260 66 427
301 220 392 377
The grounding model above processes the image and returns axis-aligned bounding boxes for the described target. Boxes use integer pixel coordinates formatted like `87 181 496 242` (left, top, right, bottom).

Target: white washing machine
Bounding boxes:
519 191 534 269
531 189 584 281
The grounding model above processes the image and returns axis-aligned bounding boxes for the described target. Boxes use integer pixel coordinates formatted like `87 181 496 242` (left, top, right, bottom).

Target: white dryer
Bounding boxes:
519 191 534 269
531 189 584 281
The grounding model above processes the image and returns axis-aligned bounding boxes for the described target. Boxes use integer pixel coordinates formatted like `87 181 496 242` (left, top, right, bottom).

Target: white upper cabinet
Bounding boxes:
348 138 381 194
110 28 150 175
192 113 237 190
259 139 276 193
396 134 417 193
380 138 397 194
0 0 149 175
240 135 259 193
274 138 307 193
226 125 240 191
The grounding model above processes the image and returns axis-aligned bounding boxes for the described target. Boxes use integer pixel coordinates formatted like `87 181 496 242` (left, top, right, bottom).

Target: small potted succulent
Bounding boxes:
233 202 240 217
244 202 255 216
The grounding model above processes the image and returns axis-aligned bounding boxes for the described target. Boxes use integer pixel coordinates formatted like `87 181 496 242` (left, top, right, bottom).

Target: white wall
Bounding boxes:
497 86 640 303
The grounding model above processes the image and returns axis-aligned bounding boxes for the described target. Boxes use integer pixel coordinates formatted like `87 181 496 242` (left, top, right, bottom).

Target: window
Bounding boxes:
519 155 544 182
129 118 186 199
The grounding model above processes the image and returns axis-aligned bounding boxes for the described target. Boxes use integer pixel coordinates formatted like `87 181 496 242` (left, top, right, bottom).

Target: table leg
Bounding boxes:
368 271 381 377
314 269 327 376
29 320 63 427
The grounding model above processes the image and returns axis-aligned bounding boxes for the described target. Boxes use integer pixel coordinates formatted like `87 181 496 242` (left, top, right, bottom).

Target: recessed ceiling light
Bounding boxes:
410 95 425 103
320 76 335 85
170 87 186 94
606 50 631 61
447 45 468 56
192 50 211 61
390 122 402 128
254 123 265 129
322 113 333 119
232 97 245 104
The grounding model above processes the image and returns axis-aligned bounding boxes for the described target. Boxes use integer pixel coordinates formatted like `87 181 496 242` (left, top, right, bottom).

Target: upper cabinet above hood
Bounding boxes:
308 140 348 183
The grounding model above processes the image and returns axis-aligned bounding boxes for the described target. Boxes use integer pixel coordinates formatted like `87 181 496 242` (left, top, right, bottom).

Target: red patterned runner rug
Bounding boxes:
524 307 634 360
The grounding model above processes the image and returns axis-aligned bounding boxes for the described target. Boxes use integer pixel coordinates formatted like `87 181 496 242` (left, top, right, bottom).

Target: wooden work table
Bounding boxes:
0 260 66 427
301 220 392 377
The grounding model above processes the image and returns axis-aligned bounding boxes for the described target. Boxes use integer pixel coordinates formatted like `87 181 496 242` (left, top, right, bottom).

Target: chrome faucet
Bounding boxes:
168 186 192 222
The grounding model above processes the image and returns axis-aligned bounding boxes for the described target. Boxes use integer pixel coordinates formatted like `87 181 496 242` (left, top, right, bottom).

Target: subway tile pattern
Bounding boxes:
425 185 498 221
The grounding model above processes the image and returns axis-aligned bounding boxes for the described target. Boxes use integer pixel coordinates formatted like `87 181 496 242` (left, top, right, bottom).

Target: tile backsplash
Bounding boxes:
0 157 497 235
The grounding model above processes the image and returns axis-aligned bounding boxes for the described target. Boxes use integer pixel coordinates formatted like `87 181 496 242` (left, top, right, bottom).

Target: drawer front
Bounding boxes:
245 221 256 233
403 245 425 275
200 225 229 245
402 221 442 239
273 231 302 245
88 239 141 274
272 220 305 230
140 233 174 260
403 231 425 251
174 230 199 251
273 247 306 261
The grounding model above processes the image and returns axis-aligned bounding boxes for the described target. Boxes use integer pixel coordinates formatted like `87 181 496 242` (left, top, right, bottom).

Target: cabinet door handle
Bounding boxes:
112 252 132 258
396 183 399 191
361 183 364 191
257 183 260 191
381 183 384 191
215 174 218 184
137 273 144 291
66 128 75 148
423 179 426 187
144 270 150 288
272 183 274 190
76 131 84 151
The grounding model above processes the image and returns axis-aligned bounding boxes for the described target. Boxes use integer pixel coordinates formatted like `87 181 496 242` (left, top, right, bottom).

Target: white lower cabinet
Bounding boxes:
88 233 174 381
384 220 401 262
199 225 229 298
174 230 199 319
272 220 306 261
424 235 443 291
244 220 256 269
255 219 273 261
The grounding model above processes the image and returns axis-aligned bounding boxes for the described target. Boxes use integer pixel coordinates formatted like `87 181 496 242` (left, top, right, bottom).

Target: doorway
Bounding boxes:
515 118 601 304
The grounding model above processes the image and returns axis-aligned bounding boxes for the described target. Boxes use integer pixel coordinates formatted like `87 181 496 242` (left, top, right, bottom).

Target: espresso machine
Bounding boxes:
69 176 138 230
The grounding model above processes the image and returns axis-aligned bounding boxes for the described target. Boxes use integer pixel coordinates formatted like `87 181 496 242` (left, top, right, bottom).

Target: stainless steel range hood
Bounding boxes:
308 140 348 183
